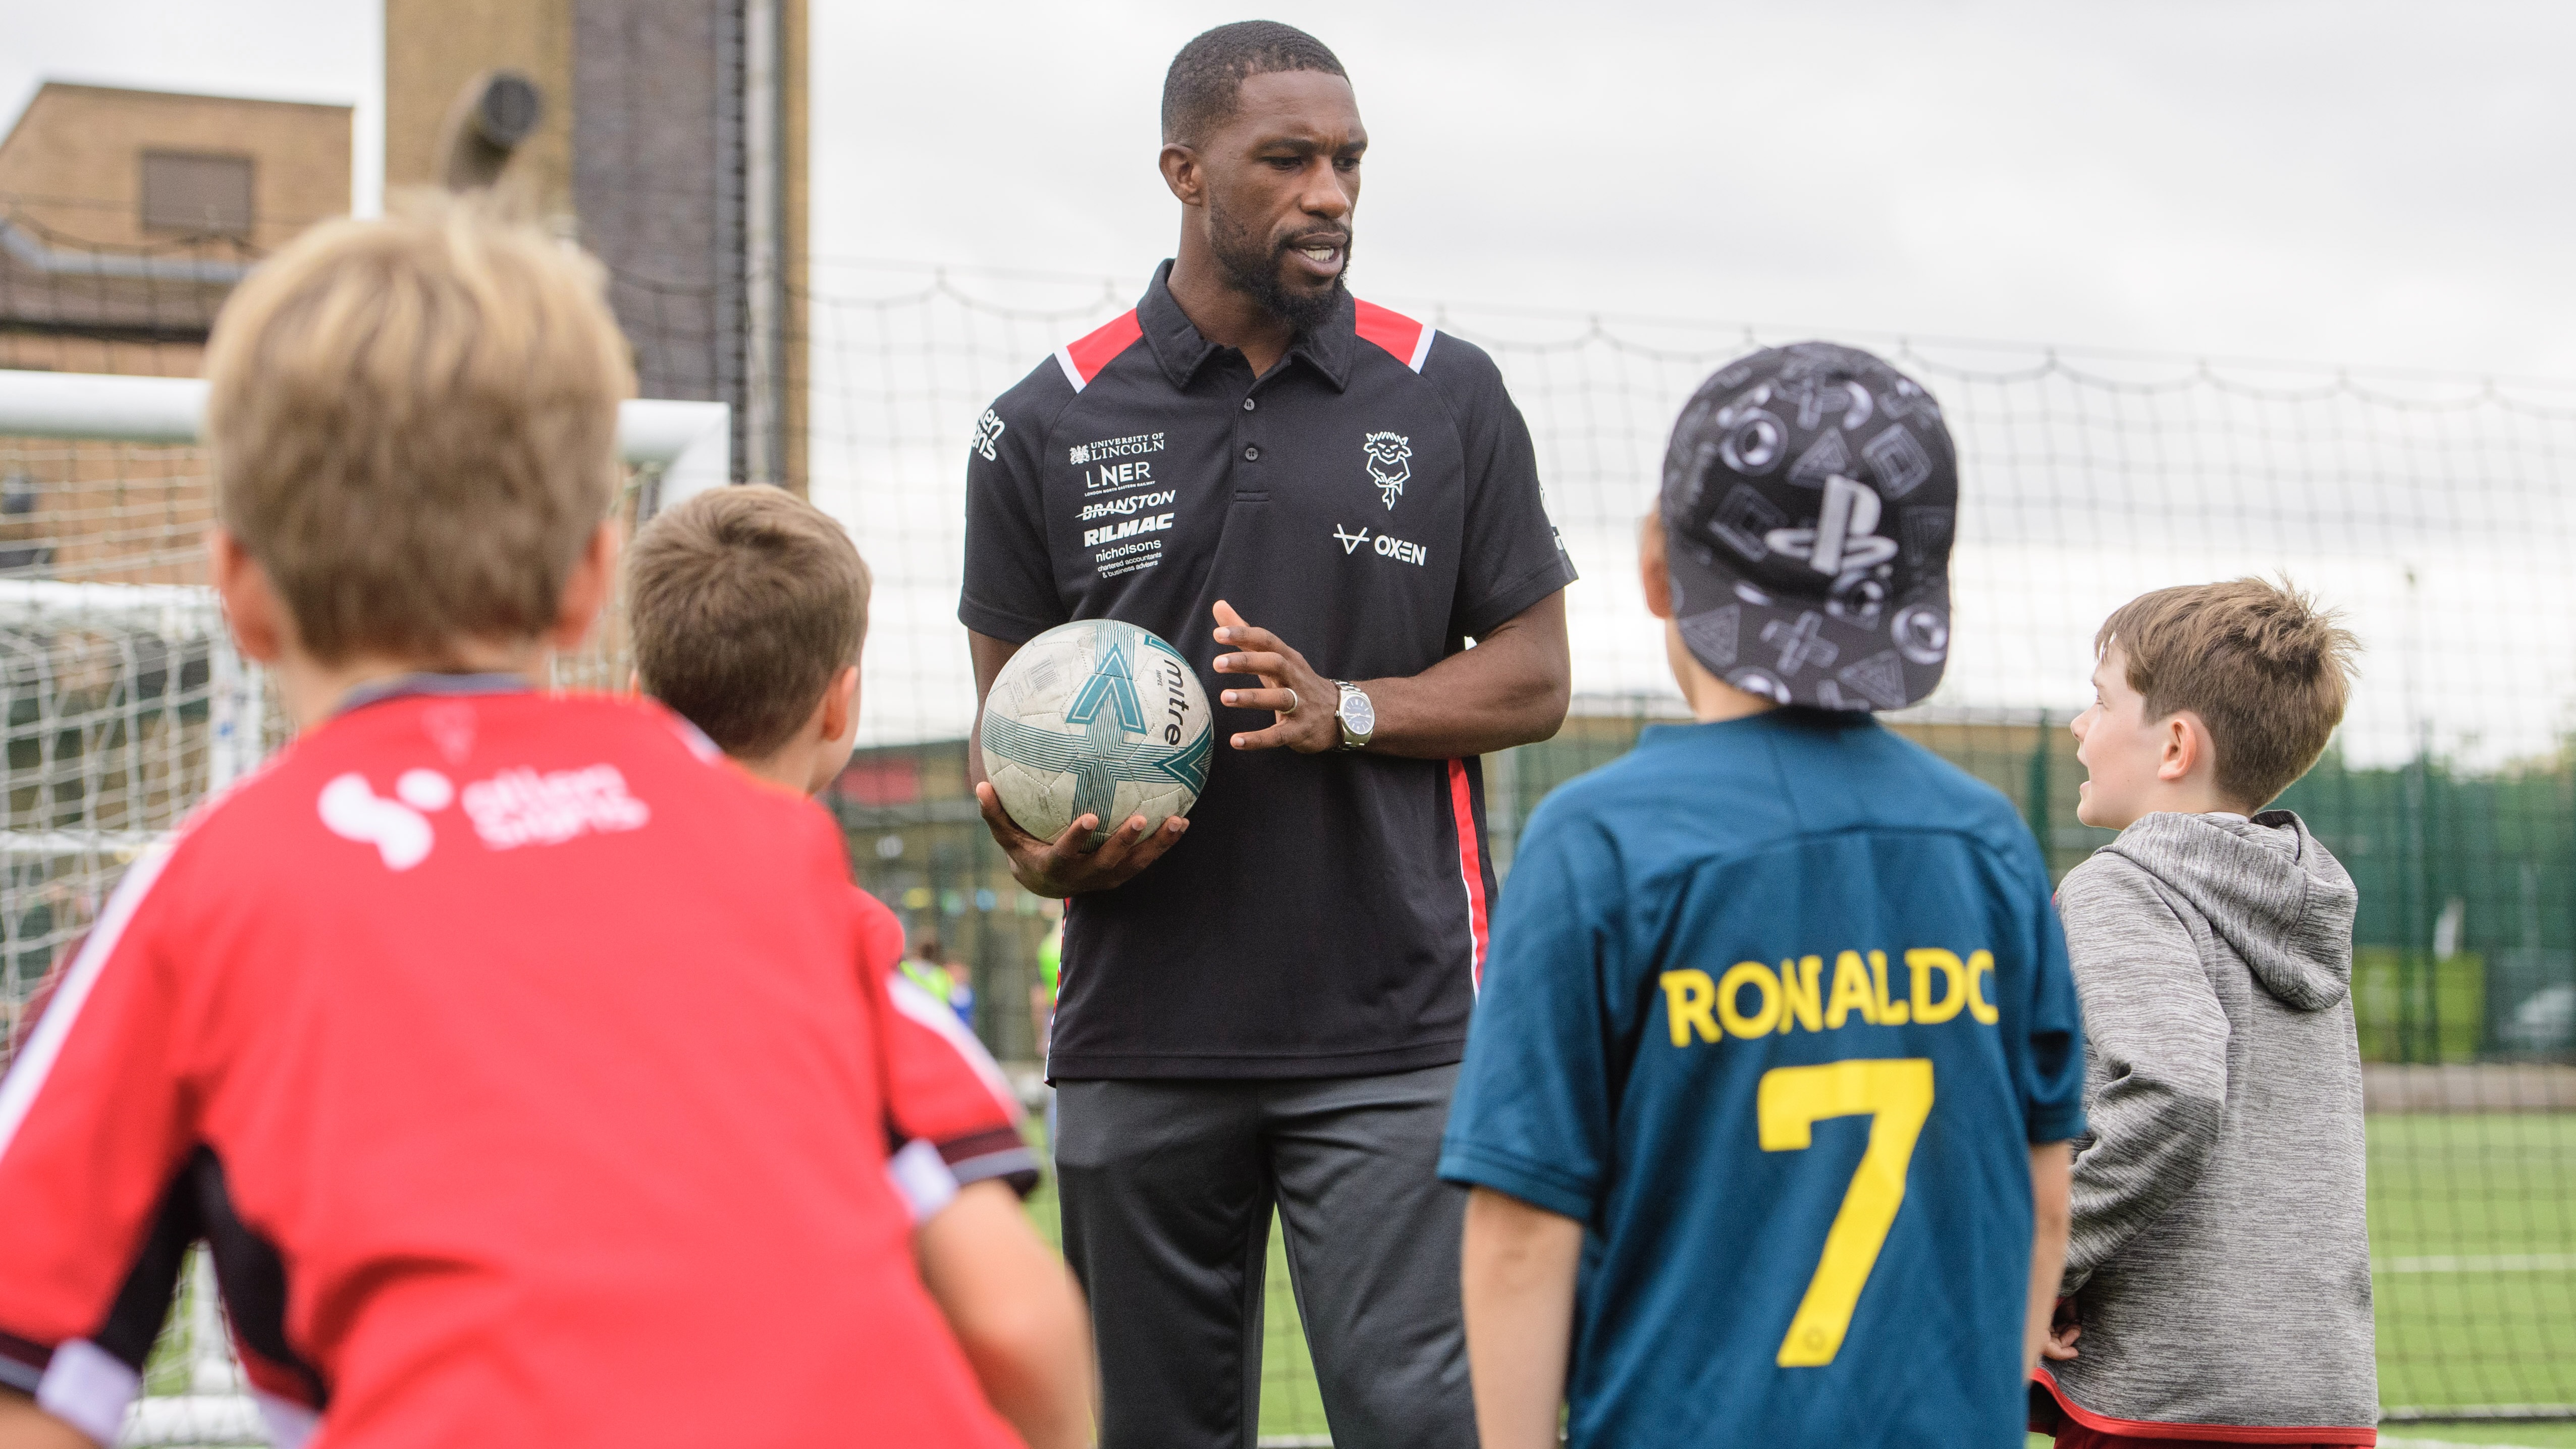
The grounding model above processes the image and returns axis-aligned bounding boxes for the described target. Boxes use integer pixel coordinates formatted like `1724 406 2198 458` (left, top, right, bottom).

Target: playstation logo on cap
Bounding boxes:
1659 341 1957 712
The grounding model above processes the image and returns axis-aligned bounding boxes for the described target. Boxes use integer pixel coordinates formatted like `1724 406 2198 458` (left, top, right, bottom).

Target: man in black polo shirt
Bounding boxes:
960 22 1574 1447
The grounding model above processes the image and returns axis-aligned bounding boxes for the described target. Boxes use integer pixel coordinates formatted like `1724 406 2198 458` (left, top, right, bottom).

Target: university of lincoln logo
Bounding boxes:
972 409 1006 461
1363 431 1412 510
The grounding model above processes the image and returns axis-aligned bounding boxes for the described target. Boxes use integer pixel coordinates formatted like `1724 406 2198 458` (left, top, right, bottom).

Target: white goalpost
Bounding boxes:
0 369 734 503
0 368 729 1449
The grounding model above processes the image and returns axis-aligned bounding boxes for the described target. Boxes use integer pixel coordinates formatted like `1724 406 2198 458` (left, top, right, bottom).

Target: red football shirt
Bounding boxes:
0 682 1019 1449
855 888 1039 1215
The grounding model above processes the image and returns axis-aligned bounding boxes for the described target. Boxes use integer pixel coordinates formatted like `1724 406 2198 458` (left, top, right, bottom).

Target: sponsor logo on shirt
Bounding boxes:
972 409 1006 462
1659 947 2000 1045
1330 523 1428 566
1068 432 1164 466
1082 458 1160 495
461 765 652 850
317 769 456 871
1083 512 1174 548
1078 490 1174 523
1363 431 1412 510
1093 539 1162 579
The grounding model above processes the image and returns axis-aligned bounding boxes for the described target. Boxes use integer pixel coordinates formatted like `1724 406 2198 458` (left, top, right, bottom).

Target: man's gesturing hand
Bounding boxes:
974 782 1187 898
1212 600 1339 753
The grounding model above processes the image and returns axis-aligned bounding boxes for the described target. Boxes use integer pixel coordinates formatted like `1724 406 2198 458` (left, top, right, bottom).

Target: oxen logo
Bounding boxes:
1363 431 1412 510
972 409 1007 461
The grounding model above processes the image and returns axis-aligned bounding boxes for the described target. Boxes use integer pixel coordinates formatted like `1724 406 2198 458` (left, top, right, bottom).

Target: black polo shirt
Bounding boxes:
960 261 1576 1080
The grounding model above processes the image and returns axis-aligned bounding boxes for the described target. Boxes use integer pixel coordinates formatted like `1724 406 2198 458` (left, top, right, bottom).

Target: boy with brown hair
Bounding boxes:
624 484 1088 1447
2037 578 2375 1446
0 202 1069 1449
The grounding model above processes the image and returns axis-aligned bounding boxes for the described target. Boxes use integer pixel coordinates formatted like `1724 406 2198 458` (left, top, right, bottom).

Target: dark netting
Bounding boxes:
4 244 2570 1437
792 262 2576 1431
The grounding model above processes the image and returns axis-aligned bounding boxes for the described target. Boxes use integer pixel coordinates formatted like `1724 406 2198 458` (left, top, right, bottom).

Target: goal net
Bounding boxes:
0 437 268 1050
801 263 2576 1429
5 259 2574 1434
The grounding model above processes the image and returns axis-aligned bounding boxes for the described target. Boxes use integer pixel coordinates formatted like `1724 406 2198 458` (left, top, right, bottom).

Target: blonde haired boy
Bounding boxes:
2036 578 2374 1447
0 203 1041 1449
625 484 1091 1449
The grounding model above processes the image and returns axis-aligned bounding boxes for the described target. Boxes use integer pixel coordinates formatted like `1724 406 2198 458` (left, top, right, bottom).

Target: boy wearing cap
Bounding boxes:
1443 343 2086 1449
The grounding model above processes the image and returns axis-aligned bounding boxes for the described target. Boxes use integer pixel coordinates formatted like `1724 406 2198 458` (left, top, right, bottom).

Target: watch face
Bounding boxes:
1341 689 1376 735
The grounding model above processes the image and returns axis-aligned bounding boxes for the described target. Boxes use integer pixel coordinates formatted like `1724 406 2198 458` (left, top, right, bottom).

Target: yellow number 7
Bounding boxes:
1757 1057 1935 1367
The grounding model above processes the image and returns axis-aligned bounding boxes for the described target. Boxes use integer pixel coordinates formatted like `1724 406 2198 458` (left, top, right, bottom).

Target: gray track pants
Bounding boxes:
1054 1064 1475 1449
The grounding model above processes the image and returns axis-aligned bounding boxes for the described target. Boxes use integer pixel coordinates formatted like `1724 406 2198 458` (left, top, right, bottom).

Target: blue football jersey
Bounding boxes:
1442 711 2085 1448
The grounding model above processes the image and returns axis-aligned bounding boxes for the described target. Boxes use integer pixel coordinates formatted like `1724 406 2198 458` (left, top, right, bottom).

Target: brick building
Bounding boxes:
0 82 351 379
0 84 351 585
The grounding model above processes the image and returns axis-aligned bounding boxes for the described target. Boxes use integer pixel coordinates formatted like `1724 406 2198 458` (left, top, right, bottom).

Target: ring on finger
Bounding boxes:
1282 688 1300 716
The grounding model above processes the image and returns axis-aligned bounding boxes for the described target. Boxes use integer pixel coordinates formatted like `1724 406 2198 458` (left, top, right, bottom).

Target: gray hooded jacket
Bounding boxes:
2046 810 2377 1435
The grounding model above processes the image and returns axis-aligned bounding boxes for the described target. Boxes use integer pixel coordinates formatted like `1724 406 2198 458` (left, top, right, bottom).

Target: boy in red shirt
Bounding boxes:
627 483 1044 1209
0 201 1085 1449
625 484 1093 1446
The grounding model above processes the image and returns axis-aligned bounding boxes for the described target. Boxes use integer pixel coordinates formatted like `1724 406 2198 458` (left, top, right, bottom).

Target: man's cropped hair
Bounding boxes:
1162 21 1347 145
627 484 872 759
204 193 633 666
2098 577 2361 808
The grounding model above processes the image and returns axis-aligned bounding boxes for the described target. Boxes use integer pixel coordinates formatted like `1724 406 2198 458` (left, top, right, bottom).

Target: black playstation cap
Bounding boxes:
1658 341 1958 712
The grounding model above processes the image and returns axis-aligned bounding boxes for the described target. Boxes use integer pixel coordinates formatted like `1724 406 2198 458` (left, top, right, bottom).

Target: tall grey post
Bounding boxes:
571 0 789 488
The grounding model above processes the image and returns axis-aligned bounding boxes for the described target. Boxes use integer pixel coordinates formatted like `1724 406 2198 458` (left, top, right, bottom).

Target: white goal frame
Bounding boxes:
0 369 733 506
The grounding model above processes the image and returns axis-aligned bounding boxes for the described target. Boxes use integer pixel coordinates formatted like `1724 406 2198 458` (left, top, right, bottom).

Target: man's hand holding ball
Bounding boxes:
972 785 1187 898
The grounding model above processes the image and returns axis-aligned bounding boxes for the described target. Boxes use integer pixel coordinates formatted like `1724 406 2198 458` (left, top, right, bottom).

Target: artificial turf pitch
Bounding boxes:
1027 1113 2576 1447
131 1110 2572 1443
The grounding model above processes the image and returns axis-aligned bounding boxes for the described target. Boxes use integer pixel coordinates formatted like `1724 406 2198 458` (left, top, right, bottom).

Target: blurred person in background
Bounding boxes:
902 935 976 1030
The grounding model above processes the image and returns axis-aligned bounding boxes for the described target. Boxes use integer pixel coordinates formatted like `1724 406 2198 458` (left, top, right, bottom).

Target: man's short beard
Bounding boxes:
1209 200 1350 334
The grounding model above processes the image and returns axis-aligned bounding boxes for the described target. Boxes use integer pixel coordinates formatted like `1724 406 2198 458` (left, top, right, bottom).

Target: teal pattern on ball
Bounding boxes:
980 619 1212 844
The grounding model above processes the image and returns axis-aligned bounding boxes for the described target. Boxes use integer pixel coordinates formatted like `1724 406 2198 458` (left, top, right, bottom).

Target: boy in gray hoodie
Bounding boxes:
2035 578 2374 1447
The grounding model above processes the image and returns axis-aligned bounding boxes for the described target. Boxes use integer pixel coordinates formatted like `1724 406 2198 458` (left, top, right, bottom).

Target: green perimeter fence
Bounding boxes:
843 712 2576 1072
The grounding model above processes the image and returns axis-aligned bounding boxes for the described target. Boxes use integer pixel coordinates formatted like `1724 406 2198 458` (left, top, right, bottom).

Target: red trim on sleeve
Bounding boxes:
1353 300 1436 372
1053 310 1144 392
1447 760 1490 992
2030 1368 2376 1445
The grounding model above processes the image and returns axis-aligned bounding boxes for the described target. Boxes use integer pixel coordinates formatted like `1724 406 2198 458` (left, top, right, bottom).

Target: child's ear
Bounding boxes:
818 664 860 741
1638 514 1676 620
207 528 286 664
547 520 621 651
2157 713 2200 783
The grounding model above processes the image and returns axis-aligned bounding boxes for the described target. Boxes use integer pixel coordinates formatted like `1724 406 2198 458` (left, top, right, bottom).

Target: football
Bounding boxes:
980 618 1214 845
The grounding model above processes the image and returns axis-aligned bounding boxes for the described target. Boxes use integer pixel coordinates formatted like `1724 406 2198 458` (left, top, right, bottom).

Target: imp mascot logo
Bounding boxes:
1363 431 1412 510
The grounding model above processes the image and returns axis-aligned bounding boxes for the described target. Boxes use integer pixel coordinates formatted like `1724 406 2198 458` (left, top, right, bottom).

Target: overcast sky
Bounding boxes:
6 2 2575 379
